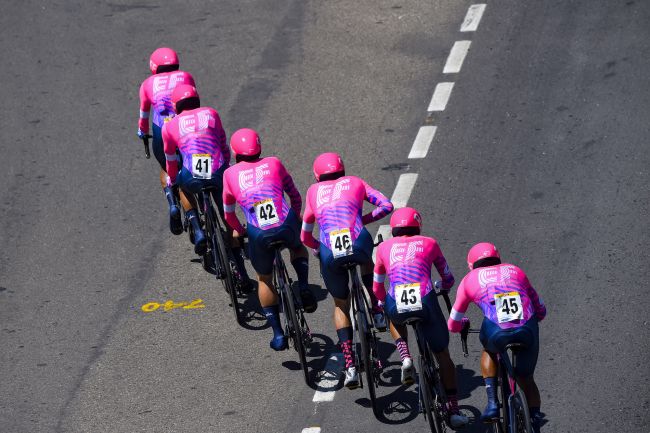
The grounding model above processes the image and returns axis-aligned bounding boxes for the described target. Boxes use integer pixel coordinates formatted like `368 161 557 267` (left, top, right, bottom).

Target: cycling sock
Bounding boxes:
395 338 411 361
337 327 354 369
484 377 497 405
163 186 176 209
232 247 249 279
262 305 283 337
446 392 460 414
187 210 202 231
291 257 309 290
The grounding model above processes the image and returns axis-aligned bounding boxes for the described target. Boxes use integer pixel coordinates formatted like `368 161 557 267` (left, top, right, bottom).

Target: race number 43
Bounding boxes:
494 292 523 323
254 199 279 227
329 228 353 258
395 283 422 313
191 154 212 179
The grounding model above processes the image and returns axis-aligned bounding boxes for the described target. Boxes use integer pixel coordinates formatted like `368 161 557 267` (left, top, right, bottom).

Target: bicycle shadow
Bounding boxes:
281 332 341 390
455 362 485 399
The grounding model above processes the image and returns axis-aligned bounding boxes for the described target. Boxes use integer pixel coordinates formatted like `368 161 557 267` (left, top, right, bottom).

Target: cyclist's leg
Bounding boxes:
284 210 315 312
175 168 207 254
152 124 182 235
478 318 503 421
247 224 285 350
385 296 415 384
355 228 379 307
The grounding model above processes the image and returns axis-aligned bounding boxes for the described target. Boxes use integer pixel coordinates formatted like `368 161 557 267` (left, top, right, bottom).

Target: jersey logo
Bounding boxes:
478 268 499 287
153 73 187 93
178 110 214 137
316 179 350 208
238 163 270 191
389 240 424 265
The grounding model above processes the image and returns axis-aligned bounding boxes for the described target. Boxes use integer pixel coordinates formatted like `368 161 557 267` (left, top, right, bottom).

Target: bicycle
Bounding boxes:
461 325 533 433
140 134 152 159
342 259 383 418
268 239 313 385
400 290 454 433
194 185 245 326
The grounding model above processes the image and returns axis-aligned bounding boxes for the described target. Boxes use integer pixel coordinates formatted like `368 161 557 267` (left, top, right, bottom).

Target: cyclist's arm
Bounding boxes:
138 81 151 134
300 194 319 249
372 251 388 303
162 124 180 183
361 180 393 225
524 274 547 321
279 162 302 215
213 109 230 164
432 241 455 290
448 278 472 332
222 175 245 234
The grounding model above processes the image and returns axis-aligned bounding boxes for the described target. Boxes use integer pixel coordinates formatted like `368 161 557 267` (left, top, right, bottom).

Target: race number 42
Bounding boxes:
254 199 279 227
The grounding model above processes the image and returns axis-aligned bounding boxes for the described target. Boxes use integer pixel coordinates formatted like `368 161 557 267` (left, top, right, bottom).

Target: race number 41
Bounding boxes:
191 154 212 179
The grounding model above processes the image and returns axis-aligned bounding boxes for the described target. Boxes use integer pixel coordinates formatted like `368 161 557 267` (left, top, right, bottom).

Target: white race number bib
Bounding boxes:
494 292 523 323
191 154 212 179
395 283 422 313
254 199 279 227
329 228 353 258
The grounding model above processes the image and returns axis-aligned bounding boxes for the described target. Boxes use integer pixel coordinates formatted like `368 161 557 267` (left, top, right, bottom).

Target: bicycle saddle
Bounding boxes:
340 261 359 270
403 317 423 326
505 342 527 351
268 239 287 249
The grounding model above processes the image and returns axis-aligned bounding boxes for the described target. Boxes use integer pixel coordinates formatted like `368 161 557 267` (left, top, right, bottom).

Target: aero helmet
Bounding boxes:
149 47 179 74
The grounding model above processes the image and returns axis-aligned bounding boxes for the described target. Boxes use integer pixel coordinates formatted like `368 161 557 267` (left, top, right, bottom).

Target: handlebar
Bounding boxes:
141 134 153 159
460 321 480 357
374 233 384 247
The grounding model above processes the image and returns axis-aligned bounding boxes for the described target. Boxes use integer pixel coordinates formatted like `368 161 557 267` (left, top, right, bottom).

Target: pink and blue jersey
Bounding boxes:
138 71 195 132
222 157 302 234
448 264 547 332
373 235 454 303
301 176 393 250
161 107 229 184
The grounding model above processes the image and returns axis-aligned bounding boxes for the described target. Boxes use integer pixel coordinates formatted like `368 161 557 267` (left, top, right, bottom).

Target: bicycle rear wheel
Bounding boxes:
213 215 242 325
282 279 310 385
417 330 445 433
511 389 532 433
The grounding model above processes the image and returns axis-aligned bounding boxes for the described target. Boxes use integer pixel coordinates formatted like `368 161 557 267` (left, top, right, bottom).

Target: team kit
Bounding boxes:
138 48 547 432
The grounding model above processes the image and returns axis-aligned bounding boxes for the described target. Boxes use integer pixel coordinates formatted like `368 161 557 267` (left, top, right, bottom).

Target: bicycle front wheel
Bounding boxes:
282 282 310 385
214 221 242 325
511 389 532 433
355 306 380 418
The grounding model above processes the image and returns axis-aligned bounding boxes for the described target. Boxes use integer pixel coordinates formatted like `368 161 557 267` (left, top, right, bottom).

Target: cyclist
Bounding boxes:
448 242 546 432
372 207 468 428
222 128 317 351
162 85 248 285
137 47 196 235
301 152 393 389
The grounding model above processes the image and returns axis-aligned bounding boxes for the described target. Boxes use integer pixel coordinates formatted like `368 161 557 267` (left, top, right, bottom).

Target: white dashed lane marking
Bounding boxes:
312 353 343 402
408 126 437 159
302 428 322 433
391 173 419 209
427 82 455 112
443 40 471 74
460 4 487 32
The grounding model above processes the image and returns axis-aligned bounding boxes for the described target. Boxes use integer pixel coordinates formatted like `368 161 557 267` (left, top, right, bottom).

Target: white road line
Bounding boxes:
443 41 471 74
302 428 321 433
427 82 454 112
312 353 343 402
391 173 418 209
408 126 437 159
460 4 486 32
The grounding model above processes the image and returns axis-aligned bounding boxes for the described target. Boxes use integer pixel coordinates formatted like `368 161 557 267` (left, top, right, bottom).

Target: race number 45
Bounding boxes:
329 228 353 258
254 199 279 227
395 283 422 313
191 154 212 179
494 292 523 323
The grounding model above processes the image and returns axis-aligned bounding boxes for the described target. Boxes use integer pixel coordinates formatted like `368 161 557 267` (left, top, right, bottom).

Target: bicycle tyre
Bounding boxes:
214 216 242 325
355 304 380 418
511 389 532 433
418 330 446 433
282 280 310 385
499 361 512 431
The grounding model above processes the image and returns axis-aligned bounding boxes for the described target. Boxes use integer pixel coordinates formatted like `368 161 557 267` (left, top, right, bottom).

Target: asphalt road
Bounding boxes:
1 0 648 432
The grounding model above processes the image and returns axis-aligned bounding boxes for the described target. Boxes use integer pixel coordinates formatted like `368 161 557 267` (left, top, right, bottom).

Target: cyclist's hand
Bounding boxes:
165 175 173 188
434 280 449 293
310 247 320 258
138 129 146 140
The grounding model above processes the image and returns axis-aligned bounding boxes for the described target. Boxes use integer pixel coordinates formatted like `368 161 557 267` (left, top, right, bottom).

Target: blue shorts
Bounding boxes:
246 209 302 275
152 123 166 171
385 290 449 353
319 228 373 300
176 164 227 210
479 317 539 377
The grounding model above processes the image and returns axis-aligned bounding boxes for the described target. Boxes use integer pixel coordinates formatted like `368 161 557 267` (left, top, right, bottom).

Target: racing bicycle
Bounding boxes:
268 238 312 385
461 326 533 433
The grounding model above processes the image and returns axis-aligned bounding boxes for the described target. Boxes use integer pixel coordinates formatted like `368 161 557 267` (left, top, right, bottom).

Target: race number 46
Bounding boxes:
329 228 352 258
191 154 212 179
254 199 279 227
494 292 523 323
395 283 422 313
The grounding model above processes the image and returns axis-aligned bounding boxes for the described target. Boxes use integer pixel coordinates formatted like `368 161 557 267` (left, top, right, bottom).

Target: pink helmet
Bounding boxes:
313 152 345 181
171 84 199 112
390 207 422 230
231 128 261 157
467 242 500 270
149 47 179 74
